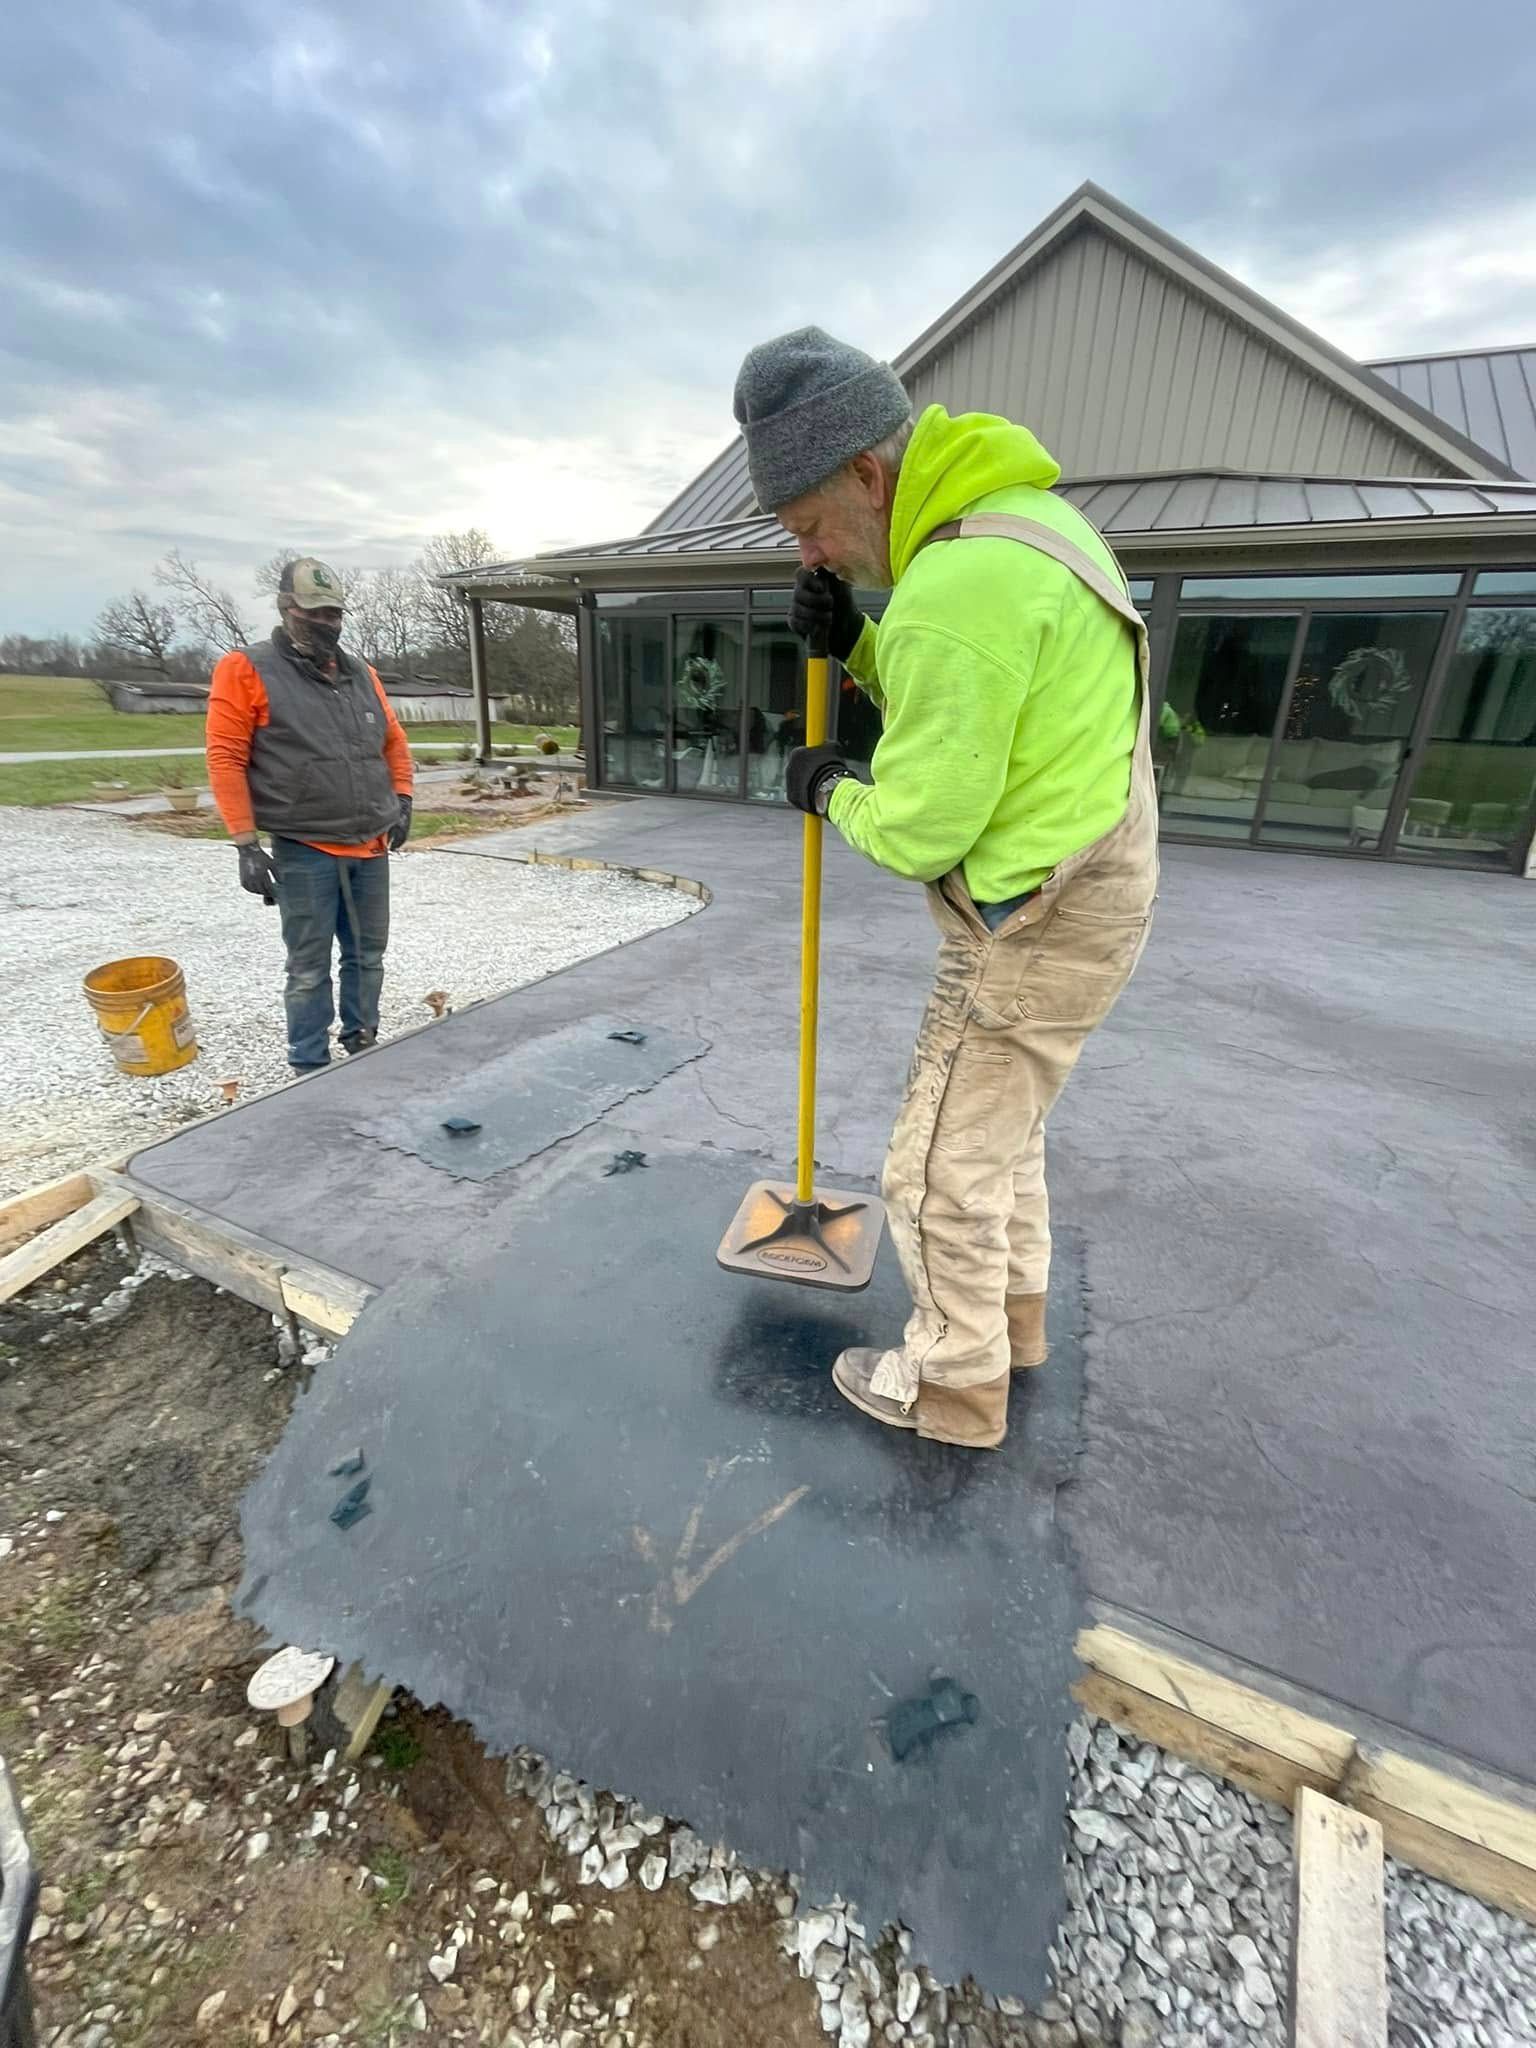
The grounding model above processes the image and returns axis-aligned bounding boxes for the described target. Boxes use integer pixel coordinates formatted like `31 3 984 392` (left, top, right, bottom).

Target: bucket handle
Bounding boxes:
104 1001 156 1040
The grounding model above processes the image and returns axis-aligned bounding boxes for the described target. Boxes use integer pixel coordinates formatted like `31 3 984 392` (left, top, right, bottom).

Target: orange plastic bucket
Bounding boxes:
82 955 199 1076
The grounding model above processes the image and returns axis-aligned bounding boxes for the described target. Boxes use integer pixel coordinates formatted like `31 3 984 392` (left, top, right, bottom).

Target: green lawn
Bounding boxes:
0 675 576 758
140 807 503 844
0 674 206 752
0 757 203 807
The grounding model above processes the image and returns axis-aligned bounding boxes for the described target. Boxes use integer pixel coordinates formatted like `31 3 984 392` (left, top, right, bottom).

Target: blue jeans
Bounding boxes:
270 838 391 1070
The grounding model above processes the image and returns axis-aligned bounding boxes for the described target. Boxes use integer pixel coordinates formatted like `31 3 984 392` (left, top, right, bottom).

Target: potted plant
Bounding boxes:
160 764 200 813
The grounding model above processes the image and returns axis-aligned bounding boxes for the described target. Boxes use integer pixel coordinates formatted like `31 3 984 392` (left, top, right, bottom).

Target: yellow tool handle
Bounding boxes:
797 652 829 1205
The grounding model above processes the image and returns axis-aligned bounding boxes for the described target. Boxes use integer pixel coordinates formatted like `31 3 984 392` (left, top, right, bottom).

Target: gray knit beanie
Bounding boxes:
733 326 912 512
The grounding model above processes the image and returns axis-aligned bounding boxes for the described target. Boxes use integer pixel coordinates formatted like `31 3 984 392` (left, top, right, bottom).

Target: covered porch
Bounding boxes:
441 472 1536 875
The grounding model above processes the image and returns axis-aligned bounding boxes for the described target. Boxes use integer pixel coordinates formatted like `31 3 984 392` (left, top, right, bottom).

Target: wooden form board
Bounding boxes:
89 1172 375 1337
1075 1619 1536 1927
0 1170 99 1257
1289 1788 1387 2048
0 1165 373 1339
0 1189 138 1305
279 1263 372 1338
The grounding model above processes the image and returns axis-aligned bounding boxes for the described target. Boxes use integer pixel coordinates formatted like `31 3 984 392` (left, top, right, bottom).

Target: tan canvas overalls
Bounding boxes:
867 513 1159 1447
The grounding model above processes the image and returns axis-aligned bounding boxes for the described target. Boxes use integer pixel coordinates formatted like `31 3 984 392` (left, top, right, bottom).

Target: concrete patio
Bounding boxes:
125 799 1536 1791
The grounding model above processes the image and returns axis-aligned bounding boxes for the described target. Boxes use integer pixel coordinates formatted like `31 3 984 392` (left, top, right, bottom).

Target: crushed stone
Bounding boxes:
0 805 699 1195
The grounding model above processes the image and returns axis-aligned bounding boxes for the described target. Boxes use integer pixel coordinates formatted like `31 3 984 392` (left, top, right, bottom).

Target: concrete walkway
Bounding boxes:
125 800 1536 1783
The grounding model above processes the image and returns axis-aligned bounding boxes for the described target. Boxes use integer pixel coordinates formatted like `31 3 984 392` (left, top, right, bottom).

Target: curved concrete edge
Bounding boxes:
445 840 715 908
526 847 713 907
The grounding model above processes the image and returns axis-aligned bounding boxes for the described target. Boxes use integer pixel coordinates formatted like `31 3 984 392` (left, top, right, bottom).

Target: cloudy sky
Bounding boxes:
4 0 1534 635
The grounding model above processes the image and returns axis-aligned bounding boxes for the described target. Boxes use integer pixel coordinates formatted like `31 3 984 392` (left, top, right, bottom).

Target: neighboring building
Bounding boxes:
103 678 211 715
443 184 1536 875
375 674 475 722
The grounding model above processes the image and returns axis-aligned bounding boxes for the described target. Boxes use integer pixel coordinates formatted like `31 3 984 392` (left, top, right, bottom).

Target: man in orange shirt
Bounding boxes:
206 558 415 1073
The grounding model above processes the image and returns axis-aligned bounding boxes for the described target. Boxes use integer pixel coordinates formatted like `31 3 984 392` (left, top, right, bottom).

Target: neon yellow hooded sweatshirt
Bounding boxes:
828 404 1139 900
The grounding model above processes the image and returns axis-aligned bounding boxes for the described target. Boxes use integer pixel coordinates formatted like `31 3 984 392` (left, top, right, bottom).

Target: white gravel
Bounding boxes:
501 1716 1536 2047
0 805 699 1196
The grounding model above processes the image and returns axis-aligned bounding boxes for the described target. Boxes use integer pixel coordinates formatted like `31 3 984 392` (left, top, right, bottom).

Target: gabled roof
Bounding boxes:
1367 345 1536 482
651 183 1517 531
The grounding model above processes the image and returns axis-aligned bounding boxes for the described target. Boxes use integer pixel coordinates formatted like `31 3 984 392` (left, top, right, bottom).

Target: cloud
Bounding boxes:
2 0 1533 633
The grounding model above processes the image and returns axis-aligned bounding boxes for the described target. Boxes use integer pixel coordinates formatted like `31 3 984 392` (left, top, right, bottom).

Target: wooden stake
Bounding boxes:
1290 1787 1387 2048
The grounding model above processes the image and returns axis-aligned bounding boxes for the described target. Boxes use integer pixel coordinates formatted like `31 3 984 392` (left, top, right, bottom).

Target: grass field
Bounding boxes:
139 807 502 843
0 674 205 752
0 675 577 804
0 757 202 807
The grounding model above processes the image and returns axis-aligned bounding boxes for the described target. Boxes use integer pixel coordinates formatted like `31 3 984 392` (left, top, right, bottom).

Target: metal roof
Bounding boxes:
442 472 1536 598
650 185 1516 533
1366 346 1536 482
1064 471 1536 531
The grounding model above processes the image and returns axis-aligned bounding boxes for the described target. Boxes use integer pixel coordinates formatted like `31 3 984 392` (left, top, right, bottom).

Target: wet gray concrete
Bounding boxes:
128 801 1536 1782
237 1145 1086 1994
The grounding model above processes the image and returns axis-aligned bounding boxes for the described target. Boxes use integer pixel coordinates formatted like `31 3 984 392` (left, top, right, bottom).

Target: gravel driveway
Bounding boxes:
1 806 700 1196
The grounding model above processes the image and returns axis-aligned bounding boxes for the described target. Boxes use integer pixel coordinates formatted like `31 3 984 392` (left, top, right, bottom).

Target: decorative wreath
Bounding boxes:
676 655 726 713
1327 644 1410 723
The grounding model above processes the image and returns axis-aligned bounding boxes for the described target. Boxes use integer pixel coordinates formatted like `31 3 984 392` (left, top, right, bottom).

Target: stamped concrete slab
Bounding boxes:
131 805 1536 1786
236 1144 1086 1995
351 1013 707 1180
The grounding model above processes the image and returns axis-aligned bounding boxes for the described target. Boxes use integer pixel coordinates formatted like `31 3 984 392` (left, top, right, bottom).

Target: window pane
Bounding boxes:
745 623 800 804
1472 569 1536 598
1127 579 1155 602
672 616 743 796
1400 607 1536 863
1181 572 1460 600
1256 611 1447 851
1155 614 1299 840
836 663 884 777
596 589 743 611
597 617 668 790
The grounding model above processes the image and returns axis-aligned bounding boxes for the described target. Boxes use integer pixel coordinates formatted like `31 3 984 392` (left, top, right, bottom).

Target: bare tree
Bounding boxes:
413 529 500 663
371 566 421 674
492 607 579 725
154 548 252 653
93 592 181 677
0 633 89 677
253 547 305 597
339 567 385 666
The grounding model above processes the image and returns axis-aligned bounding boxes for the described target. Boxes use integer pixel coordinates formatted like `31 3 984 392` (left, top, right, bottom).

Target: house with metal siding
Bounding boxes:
443 184 1536 875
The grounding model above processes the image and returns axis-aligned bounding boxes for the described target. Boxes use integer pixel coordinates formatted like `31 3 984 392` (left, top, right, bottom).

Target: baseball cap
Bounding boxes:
279 557 346 610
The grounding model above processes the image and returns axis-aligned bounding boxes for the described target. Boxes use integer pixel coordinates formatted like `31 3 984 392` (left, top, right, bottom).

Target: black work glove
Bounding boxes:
786 744 854 817
387 795 413 851
236 840 278 905
788 568 865 663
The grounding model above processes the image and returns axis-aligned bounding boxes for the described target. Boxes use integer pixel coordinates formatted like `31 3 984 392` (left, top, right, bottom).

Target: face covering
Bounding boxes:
284 607 343 659
299 615 343 656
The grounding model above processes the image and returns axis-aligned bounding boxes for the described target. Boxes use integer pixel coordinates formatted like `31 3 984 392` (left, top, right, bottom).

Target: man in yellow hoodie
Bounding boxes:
733 327 1158 1450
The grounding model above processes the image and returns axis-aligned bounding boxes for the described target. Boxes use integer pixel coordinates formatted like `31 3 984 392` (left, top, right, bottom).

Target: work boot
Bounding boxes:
832 1350 916 1433
1007 1291 1049 1370
914 1374 1010 1450
339 1029 378 1057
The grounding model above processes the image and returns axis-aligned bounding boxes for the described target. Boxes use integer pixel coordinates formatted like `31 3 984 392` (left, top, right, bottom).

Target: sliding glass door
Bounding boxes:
1254 610 1448 851
1155 614 1301 841
1156 605 1453 854
1393 603 1536 864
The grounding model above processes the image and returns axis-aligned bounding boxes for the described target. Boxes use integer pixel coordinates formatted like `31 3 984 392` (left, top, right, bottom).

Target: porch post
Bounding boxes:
467 596 492 764
577 592 599 787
